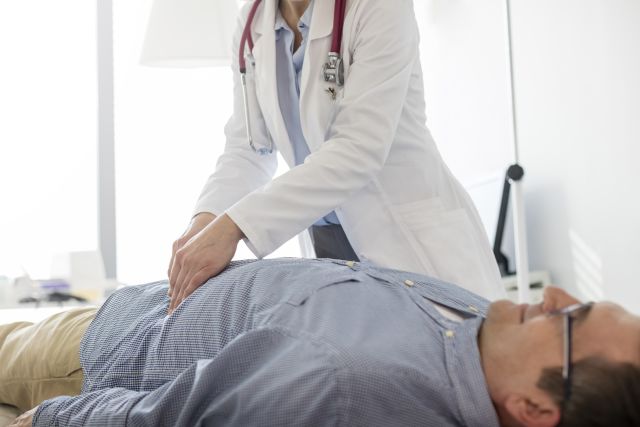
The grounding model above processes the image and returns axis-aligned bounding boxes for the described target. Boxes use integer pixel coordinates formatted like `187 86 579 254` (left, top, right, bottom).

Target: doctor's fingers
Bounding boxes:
170 265 201 311
168 246 194 304
168 214 217 279
170 268 213 314
168 251 184 294
167 241 183 296
169 247 213 311
168 226 201 278
168 238 184 279
169 268 189 312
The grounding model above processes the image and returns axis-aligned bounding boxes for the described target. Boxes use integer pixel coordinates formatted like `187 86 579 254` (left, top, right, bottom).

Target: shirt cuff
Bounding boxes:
32 396 73 427
191 203 224 221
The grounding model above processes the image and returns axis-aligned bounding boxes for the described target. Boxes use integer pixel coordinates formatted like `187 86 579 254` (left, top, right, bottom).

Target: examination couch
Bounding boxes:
0 404 19 426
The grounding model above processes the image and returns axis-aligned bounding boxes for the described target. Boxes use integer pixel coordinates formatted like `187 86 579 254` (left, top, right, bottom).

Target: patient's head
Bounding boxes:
479 287 640 427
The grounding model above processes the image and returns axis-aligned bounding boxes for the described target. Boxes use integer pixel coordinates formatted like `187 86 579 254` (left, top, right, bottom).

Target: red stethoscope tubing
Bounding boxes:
330 0 346 53
239 0 262 73
239 0 346 74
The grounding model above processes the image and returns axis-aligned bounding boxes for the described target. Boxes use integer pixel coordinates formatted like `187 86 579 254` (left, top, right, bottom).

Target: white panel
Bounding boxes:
414 0 640 311
415 0 513 184
0 0 98 280
511 0 640 311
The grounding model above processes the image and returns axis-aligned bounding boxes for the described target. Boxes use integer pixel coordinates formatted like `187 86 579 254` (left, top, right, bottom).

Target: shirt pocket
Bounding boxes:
285 270 364 306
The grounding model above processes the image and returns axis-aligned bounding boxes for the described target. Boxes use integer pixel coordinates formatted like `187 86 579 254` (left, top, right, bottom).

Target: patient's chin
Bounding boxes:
486 300 518 324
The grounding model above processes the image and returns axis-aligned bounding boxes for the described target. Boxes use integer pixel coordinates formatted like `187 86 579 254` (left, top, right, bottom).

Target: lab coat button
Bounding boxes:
404 280 415 287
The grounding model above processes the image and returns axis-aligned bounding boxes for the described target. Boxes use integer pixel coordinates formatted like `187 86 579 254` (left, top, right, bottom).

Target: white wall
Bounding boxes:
415 0 640 311
512 0 640 311
0 0 98 279
414 0 513 184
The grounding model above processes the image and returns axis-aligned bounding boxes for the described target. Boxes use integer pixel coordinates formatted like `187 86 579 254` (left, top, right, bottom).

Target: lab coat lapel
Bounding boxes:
300 0 335 152
252 0 295 166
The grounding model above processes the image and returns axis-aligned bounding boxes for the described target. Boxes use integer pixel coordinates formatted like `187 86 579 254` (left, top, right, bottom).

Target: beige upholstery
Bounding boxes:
0 308 95 417
0 404 20 426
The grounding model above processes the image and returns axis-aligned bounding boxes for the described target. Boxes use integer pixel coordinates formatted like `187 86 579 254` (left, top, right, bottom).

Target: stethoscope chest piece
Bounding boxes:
323 52 345 87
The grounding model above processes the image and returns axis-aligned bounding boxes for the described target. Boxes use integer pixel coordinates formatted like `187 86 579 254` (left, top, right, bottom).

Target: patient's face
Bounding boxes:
480 287 640 393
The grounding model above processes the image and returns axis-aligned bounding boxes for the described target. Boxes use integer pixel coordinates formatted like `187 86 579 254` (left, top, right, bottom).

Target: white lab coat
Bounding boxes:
195 0 505 300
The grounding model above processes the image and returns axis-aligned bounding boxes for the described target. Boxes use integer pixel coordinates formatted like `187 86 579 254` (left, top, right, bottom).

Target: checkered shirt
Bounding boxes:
34 258 499 426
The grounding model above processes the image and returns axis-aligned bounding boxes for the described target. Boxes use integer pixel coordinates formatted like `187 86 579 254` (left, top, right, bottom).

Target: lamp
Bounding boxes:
140 0 240 67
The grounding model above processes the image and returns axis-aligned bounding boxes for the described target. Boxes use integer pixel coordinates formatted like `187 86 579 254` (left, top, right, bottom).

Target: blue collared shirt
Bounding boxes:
275 1 340 226
34 258 500 427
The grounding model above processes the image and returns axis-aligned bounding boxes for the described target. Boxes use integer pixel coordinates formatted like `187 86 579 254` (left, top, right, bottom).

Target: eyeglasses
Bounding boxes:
547 302 594 405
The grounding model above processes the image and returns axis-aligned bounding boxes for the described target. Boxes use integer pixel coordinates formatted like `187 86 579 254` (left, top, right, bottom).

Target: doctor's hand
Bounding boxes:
168 212 216 279
168 213 244 314
8 406 37 427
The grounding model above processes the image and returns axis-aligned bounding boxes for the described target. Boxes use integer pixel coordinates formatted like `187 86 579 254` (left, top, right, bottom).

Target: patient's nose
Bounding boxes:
542 286 581 312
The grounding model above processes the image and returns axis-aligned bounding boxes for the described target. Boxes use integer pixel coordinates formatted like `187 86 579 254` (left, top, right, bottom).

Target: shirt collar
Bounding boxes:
274 0 315 32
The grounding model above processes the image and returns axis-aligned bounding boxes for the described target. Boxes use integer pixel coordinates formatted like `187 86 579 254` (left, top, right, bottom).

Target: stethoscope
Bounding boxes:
239 0 347 155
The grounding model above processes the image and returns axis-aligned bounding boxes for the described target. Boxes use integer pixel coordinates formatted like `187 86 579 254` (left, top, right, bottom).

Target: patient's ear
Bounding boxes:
503 393 561 427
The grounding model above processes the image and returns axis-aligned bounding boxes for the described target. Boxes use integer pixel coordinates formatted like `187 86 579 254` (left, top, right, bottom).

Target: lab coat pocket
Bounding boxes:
400 203 486 286
286 271 363 306
394 197 447 227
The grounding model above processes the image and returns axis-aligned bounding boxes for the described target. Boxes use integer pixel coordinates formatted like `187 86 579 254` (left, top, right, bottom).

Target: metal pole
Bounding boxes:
505 0 520 165
504 0 530 302
512 180 530 302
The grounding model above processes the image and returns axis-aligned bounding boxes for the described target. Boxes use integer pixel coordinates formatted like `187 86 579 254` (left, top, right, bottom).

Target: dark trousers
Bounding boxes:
310 224 360 262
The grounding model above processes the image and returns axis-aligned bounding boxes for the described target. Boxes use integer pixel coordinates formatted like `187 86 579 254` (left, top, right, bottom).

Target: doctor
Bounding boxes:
168 0 504 312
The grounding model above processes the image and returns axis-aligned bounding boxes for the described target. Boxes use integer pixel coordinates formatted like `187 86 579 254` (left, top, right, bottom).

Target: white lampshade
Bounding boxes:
141 0 239 67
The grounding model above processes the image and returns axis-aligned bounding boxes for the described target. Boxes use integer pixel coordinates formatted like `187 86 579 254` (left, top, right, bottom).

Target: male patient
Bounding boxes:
1 258 638 426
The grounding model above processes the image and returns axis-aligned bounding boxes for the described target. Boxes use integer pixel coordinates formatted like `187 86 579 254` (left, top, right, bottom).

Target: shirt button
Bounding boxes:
346 261 356 268
445 330 455 338
404 279 415 287
469 305 479 313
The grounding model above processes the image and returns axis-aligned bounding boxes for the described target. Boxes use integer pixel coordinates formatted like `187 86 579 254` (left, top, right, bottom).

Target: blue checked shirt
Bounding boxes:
33 258 500 427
